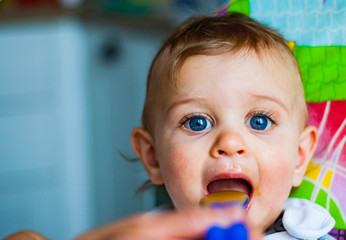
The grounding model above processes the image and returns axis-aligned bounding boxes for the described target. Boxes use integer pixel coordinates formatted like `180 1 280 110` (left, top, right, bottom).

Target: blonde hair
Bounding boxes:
142 13 301 133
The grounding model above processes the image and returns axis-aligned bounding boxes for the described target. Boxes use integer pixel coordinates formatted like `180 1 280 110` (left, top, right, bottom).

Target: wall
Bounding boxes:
0 17 164 239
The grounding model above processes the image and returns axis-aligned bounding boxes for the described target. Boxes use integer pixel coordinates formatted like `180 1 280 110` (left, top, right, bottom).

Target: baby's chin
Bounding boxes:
246 204 283 231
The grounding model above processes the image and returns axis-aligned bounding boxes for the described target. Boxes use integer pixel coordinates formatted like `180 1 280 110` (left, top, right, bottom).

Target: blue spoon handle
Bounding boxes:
205 222 248 240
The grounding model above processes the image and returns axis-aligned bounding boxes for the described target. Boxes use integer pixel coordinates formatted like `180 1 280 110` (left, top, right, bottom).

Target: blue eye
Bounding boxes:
248 115 272 131
185 116 212 132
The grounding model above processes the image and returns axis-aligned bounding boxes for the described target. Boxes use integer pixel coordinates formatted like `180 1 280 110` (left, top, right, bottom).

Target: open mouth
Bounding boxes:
206 178 253 207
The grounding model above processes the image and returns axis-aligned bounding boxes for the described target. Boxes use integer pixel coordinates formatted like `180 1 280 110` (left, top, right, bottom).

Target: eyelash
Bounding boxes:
179 113 213 126
247 110 277 126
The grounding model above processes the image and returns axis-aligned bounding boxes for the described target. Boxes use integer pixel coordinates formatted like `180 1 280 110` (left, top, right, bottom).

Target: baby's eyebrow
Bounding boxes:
166 95 289 114
251 94 289 113
166 98 206 114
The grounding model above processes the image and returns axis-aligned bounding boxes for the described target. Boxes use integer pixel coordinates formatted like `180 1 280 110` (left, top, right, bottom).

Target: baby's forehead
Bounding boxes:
174 48 301 90
177 49 306 124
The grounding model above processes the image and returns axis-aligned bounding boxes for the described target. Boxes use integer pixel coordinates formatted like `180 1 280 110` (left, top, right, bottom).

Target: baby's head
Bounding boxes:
131 13 318 230
142 13 307 135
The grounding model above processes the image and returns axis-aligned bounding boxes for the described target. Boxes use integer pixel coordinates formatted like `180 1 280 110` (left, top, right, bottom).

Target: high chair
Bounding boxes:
216 0 345 238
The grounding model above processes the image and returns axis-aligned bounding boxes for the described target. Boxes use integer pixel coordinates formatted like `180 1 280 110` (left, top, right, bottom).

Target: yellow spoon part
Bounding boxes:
200 191 248 207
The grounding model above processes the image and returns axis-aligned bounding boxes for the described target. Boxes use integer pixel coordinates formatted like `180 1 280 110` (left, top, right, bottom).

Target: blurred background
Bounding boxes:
0 0 227 239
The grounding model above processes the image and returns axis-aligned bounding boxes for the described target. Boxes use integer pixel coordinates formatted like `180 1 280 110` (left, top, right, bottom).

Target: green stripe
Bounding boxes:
228 0 250 16
289 179 314 199
315 189 328 208
293 46 346 102
330 198 346 229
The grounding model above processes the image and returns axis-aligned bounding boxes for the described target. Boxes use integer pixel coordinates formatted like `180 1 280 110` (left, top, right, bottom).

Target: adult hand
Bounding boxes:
75 205 262 240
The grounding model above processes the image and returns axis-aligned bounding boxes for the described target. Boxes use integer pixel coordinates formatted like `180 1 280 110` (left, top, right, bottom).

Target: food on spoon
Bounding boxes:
200 190 248 207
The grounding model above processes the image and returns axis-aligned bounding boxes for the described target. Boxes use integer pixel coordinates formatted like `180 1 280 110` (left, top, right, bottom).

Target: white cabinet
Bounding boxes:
0 17 163 239
86 21 163 226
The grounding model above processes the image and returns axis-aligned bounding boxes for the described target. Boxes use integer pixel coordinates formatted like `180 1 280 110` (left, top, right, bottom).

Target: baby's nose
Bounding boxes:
210 130 246 158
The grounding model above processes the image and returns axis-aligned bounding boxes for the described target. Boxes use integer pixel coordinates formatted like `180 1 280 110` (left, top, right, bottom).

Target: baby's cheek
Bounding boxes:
262 151 295 195
253 162 294 228
168 150 203 208
163 151 197 186
166 151 191 177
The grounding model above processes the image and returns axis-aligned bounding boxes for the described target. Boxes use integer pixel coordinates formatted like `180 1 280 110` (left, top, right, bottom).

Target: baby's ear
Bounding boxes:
131 127 163 185
293 125 318 187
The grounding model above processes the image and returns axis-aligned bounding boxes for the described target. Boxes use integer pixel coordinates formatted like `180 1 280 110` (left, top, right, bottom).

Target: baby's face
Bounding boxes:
150 50 309 229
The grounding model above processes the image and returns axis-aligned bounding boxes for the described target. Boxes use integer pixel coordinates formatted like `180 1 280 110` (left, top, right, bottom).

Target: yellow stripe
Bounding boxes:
322 170 333 189
305 162 321 181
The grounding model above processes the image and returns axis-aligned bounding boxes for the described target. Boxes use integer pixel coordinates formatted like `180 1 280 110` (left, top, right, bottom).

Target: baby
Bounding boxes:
78 13 335 240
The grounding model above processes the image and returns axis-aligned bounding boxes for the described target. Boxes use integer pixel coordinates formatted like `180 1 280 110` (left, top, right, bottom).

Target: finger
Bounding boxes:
75 205 260 240
149 205 246 239
74 213 145 240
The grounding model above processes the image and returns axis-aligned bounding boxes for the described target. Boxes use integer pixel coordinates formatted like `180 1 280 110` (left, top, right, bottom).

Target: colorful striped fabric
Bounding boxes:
217 0 346 233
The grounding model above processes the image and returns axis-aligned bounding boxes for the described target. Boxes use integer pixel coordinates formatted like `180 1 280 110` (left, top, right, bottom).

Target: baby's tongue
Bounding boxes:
207 179 251 196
